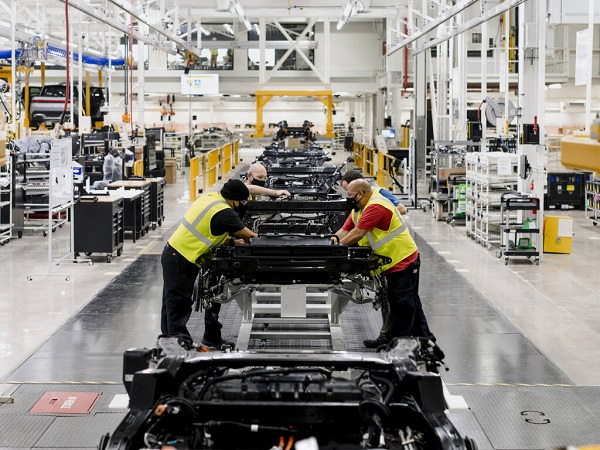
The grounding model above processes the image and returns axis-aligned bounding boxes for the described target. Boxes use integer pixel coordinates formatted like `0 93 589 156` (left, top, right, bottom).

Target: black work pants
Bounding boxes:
386 255 436 341
160 243 223 338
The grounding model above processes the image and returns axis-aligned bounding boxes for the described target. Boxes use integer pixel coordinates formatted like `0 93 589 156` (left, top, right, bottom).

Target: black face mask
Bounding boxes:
346 196 360 211
251 178 266 187
233 202 246 218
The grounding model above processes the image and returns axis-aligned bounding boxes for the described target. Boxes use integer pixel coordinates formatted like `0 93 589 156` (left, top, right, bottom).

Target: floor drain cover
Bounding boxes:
29 392 101 414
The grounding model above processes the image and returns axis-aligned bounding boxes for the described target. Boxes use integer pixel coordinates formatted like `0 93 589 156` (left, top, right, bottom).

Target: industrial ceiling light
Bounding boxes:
254 23 260 36
336 0 366 31
223 23 234 34
230 0 252 31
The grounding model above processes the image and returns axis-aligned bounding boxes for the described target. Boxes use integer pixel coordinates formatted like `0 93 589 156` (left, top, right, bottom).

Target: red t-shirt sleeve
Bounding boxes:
342 214 355 232
342 204 392 232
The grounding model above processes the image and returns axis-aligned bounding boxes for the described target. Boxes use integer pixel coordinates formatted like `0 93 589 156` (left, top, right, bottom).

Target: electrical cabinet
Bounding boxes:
545 171 590 210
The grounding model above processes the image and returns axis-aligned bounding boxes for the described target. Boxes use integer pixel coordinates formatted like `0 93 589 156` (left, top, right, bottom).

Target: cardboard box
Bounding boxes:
437 167 466 180
0 139 5 158
165 159 177 184
0 157 6 167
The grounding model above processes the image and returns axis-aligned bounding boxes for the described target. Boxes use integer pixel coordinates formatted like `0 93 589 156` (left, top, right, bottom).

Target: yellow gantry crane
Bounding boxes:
252 90 335 138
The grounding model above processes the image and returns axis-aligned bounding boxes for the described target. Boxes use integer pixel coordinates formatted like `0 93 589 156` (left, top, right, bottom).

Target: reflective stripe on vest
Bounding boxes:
352 197 408 251
181 199 227 249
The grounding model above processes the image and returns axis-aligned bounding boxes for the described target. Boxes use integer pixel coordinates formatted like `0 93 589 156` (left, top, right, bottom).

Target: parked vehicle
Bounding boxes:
29 84 108 128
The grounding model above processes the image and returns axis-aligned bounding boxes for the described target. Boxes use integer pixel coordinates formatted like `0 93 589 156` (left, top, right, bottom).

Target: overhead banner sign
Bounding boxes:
181 73 219 95
575 28 590 86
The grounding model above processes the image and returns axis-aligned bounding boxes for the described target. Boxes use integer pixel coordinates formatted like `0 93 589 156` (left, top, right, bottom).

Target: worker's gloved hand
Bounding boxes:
232 238 247 246
278 190 291 198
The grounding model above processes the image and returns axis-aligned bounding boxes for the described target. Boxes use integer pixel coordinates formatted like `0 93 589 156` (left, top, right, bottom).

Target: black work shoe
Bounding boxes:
201 336 235 350
363 337 390 349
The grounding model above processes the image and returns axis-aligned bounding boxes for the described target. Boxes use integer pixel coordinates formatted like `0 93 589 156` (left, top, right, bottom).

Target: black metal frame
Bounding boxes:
102 337 475 450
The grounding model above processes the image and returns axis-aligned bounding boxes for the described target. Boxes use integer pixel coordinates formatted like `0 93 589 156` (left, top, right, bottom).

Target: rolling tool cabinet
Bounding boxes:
108 180 151 240
497 193 541 265
74 195 124 263
146 177 165 229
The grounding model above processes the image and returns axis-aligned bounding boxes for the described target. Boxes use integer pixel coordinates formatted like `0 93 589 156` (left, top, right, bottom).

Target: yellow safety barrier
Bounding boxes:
189 156 202 201
133 159 144 177
233 141 239 167
376 152 395 190
189 140 241 202
206 148 219 188
353 142 363 170
222 143 232 174
353 143 376 177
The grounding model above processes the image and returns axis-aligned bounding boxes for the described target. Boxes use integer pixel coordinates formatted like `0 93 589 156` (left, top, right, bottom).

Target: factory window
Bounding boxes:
247 23 315 71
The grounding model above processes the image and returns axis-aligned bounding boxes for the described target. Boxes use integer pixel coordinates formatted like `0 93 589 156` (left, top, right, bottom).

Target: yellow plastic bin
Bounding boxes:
543 215 573 254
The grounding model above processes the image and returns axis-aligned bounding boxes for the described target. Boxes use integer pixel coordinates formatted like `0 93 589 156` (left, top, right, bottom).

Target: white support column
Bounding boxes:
481 7 488 151
137 8 146 129
375 89 385 136
108 24 113 124
517 0 547 261
10 0 15 135
78 12 83 128
456 11 467 141
259 18 266 85
324 19 330 84
439 38 448 141
427 50 439 142
414 46 427 174
585 0 595 133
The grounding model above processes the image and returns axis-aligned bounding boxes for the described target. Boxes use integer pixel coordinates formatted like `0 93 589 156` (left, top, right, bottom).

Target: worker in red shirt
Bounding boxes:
333 179 436 348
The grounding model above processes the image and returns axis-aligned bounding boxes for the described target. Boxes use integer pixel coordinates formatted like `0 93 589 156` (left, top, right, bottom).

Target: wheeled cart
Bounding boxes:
446 174 467 226
107 180 151 241
74 195 124 263
497 193 541 265
146 177 165 229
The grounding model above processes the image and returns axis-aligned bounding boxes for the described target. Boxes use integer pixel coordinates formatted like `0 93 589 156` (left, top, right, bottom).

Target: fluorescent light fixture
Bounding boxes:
548 83 562 90
230 0 252 31
223 23 234 34
200 26 210 36
336 0 366 30
254 23 260 35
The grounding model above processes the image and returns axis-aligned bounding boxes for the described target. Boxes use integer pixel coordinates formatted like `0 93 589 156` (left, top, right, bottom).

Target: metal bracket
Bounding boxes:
0 396 14 404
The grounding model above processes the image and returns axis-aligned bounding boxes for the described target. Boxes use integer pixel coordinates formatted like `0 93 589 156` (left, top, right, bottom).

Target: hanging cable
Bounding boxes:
60 0 71 125
129 4 134 133
122 33 130 124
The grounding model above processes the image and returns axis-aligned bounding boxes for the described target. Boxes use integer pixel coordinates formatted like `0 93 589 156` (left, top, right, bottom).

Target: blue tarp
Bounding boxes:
0 45 125 67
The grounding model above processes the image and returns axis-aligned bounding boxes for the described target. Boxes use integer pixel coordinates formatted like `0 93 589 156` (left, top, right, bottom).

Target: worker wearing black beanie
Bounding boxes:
220 179 250 201
161 178 256 350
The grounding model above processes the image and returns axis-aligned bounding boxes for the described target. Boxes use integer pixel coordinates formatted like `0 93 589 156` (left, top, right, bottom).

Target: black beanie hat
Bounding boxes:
220 179 249 201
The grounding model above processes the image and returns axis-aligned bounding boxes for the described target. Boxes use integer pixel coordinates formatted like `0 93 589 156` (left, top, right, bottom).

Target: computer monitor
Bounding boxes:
382 129 396 139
